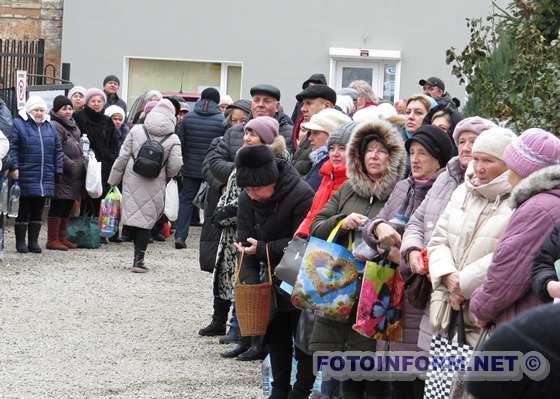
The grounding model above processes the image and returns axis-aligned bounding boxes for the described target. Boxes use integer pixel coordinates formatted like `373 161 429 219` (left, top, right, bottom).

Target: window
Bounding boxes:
329 48 401 103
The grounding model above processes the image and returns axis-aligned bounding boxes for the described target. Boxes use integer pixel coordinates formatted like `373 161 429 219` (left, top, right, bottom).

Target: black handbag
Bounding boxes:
405 272 432 309
274 237 308 286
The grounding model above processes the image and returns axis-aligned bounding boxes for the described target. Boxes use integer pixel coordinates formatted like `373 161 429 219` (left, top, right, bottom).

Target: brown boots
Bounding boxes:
46 217 77 250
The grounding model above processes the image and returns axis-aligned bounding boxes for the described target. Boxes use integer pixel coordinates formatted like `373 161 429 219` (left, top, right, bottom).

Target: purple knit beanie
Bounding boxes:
244 116 279 145
452 116 497 145
85 88 107 105
502 128 560 178
143 100 158 115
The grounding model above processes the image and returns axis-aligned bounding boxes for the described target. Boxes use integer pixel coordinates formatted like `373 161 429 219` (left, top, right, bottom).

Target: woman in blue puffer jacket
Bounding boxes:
10 96 63 253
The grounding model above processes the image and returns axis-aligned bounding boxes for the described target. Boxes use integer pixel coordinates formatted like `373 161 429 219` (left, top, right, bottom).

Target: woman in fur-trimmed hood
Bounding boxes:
308 119 405 398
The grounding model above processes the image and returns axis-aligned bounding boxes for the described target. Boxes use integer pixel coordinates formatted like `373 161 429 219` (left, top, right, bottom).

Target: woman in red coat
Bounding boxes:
294 121 356 238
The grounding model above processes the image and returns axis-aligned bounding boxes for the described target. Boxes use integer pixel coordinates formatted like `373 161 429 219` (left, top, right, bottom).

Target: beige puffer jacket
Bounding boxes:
427 166 512 345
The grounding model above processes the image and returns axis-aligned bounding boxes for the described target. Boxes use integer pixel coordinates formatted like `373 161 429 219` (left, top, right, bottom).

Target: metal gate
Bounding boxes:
0 38 45 114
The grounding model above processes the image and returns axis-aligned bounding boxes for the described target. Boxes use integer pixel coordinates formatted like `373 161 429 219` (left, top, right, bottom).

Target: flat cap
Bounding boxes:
250 84 281 101
296 84 337 104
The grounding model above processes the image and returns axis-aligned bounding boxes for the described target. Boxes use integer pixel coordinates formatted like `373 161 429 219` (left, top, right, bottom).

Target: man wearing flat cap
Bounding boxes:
419 76 460 109
291 84 337 176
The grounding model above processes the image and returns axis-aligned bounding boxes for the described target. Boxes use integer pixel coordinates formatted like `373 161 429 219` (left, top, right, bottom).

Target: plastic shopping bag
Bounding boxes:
99 187 121 238
164 179 179 221
85 153 103 198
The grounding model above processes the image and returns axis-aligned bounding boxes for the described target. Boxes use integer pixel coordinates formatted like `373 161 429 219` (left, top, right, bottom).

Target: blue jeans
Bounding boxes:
174 177 202 240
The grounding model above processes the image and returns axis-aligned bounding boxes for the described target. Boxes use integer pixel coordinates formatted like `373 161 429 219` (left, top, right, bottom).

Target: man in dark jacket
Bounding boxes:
235 145 315 399
102 75 127 112
419 76 460 109
291 84 337 176
291 73 327 124
174 88 225 249
206 84 293 188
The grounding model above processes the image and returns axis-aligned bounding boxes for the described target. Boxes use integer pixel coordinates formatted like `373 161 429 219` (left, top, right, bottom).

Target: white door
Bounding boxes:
334 60 398 102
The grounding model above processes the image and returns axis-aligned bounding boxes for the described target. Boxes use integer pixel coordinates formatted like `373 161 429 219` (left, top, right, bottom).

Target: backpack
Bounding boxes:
132 125 172 178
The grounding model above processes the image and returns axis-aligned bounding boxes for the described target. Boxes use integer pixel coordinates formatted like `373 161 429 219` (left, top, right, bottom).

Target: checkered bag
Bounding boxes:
423 310 474 399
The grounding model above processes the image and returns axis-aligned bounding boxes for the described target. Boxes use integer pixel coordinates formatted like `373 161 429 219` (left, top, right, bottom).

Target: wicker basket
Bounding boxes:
234 245 273 337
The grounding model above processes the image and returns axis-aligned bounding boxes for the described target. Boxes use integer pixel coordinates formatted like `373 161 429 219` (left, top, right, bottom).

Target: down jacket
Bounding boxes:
49 110 85 200
180 99 225 179
207 110 294 185
107 104 183 229
470 165 560 326
10 110 63 197
532 224 560 302
428 168 513 346
309 119 406 352
400 156 465 350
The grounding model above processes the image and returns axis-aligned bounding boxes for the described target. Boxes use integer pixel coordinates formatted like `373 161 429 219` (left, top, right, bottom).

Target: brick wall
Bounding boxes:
0 0 63 82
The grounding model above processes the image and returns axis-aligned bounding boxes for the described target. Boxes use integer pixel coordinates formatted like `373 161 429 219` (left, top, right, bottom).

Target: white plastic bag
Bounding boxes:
164 179 179 221
85 153 103 199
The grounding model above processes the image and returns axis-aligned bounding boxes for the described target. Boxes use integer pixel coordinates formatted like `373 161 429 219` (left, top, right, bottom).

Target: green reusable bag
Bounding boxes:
67 215 100 249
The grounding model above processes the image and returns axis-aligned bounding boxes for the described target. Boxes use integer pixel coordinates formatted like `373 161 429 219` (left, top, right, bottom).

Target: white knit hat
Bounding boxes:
68 86 87 99
352 103 397 124
301 108 351 135
24 95 47 113
104 104 126 119
472 127 517 161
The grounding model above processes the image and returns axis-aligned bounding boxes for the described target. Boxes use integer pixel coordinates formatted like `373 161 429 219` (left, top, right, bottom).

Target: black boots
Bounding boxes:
219 326 240 344
28 221 42 253
237 336 267 361
15 222 28 253
199 297 230 336
221 336 251 358
131 248 147 273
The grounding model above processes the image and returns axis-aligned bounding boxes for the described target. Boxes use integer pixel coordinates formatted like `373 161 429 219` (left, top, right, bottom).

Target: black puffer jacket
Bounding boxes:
74 106 119 191
532 223 560 302
181 99 225 179
49 111 85 200
207 111 294 185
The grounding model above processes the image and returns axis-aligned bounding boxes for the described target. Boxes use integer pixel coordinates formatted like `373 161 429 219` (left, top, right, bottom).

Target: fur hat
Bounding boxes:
85 88 107 105
236 145 279 188
328 121 357 148
406 125 455 168
452 116 496 145
472 127 517 161
52 95 73 113
353 103 398 124
244 116 279 145
503 128 560 178
103 75 120 86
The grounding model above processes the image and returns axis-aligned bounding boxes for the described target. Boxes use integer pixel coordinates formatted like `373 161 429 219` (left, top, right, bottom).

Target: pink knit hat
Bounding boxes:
244 116 279 145
452 116 497 145
502 128 560 178
85 88 107 105
143 100 158 115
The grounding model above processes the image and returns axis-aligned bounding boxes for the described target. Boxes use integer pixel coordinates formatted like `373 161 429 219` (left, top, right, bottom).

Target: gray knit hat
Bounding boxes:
328 121 357 147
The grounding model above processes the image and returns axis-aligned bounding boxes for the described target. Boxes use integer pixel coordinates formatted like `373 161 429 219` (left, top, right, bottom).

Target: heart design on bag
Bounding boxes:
303 250 359 296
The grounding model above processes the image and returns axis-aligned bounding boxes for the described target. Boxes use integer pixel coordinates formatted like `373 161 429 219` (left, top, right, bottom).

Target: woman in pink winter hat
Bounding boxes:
470 128 560 328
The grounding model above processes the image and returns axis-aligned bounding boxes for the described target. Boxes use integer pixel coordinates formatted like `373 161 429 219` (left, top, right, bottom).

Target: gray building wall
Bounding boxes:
62 0 496 112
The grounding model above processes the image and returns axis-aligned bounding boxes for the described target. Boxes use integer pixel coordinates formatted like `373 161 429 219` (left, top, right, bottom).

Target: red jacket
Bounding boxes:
294 160 347 238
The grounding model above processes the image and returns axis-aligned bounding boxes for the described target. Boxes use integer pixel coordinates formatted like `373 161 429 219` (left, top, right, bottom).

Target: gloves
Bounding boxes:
211 205 237 226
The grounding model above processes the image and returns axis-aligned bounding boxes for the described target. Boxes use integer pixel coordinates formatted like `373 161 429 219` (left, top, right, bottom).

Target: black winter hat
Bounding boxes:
302 73 327 89
250 84 281 101
227 99 252 115
103 74 120 86
235 145 279 188
405 125 454 168
201 87 220 104
296 84 337 105
52 95 73 112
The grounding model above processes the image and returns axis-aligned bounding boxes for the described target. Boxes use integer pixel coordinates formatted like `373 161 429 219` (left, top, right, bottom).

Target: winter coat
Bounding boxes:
470 165 560 326
236 159 314 310
532 224 560 302
428 168 513 346
367 170 443 352
74 106 120 192
199 136 226 273
49 111 85 200
292 135 312 176
309 119 406 352
304 147 328 191
116 124 129 149
294 161 347 238
104 93 127 113
180 99 225 179
10 111 63 197
207 111 294 185
0 129 10 172
399 156 465 350
107 107 183 229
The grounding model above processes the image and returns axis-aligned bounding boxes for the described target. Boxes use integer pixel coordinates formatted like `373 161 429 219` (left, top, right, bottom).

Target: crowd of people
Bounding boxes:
0 71 559 399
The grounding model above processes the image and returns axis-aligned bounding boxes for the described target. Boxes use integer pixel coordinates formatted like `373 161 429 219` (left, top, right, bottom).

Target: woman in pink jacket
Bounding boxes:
470 128 560 327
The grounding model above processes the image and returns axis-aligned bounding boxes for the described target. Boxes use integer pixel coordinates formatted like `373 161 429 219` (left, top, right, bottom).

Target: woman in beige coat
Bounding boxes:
108 99 183 273
427 127 516 347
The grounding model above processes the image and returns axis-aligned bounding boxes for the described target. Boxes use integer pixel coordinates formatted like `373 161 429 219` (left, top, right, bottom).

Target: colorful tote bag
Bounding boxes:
291 220 364 321
352 251 404 342
99 187 122 238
